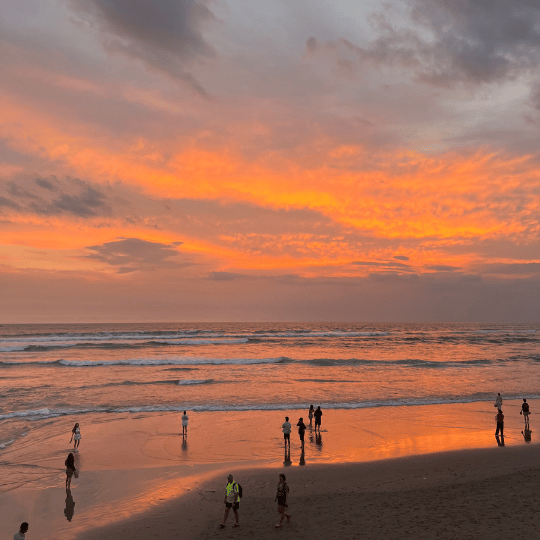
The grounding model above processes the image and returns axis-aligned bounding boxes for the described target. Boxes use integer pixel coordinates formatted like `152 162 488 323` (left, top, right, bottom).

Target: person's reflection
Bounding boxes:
495 434 505 447
315 432 322 451
308 432 314 445
299 447 306 466
181 434 188 453
283 446 291 467
522 428 532 443
64 488 75 522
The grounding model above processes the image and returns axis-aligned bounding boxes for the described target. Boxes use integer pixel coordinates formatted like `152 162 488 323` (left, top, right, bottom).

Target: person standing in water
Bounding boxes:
70 423 81 450
181 411 189 436
275 473 291 528
308 405 314 429
314 406 323 432
282 416 291 449
521 399 530 426
297 417 306 448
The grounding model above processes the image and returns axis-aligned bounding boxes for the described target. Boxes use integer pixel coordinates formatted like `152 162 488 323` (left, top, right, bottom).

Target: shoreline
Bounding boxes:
78 444 540 540
2 401 537 539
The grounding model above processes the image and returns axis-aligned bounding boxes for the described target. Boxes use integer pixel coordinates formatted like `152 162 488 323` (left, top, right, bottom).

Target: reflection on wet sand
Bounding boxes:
522 428 532 443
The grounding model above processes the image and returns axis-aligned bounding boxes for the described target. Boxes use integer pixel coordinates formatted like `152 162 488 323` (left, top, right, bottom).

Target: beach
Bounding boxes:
1 401 538 539
78 444 540 540
2 323 540 538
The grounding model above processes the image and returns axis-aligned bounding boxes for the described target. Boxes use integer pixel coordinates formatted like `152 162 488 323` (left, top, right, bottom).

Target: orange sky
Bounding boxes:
1 0 540 322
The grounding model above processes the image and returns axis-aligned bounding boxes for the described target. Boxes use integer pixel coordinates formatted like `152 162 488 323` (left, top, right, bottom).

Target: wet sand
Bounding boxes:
79 444 540 540
1 401 537 539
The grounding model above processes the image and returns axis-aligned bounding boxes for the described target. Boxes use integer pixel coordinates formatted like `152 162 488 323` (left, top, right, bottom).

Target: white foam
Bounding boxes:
57 357 283 367
177 379 212 385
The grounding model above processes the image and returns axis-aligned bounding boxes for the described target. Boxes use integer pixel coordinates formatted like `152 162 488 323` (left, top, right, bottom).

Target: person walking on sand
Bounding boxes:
70 423 81 450
14 522 29 540
65 453 76 490
314 405 323 432
275 473 291 528
220 474 240 529
308 405 314 429
495 393 502 411
495 409 504 437
282 416 291 449
297 417 306 448
181 410 189 436
521 399 530 425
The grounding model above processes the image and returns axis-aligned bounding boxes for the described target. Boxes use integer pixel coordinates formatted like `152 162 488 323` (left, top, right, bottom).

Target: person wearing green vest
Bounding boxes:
220 474 240 529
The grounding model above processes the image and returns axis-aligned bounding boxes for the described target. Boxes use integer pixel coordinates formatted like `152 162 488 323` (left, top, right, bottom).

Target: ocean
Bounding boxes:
2 321 540 450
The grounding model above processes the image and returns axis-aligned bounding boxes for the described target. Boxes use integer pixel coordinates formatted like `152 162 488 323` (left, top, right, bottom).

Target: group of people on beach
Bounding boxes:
493 393 532 446
282 405 323 450
219 472 291 530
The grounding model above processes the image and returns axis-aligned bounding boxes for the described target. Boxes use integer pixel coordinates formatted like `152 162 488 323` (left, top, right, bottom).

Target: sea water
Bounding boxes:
2 321 539 450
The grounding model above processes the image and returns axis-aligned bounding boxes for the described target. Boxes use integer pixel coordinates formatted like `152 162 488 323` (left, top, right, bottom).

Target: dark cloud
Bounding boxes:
0 196 21 210
85 237 185 272
307 0 540 89
1 177 110 218
351 260 412 269
69 0 215 96
482 262 540 275
35 177 57 191
394 255 409 261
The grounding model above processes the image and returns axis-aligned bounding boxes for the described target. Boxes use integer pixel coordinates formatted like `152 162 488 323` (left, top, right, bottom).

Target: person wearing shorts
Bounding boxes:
282 416 291 449
220 474 240 528
275 473 291 528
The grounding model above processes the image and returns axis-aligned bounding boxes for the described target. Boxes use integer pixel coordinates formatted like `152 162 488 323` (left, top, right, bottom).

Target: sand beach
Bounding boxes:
1 401 538 539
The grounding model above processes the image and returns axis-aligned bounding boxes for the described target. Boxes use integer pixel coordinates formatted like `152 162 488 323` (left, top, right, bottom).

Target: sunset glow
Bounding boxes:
2 0 540 322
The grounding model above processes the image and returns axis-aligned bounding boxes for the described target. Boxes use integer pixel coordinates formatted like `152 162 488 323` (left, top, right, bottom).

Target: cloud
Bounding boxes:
1 176 110 218
69 0 215 95
394 255 409 261
306 0 540 89
85 237 186 272
426 265 461 272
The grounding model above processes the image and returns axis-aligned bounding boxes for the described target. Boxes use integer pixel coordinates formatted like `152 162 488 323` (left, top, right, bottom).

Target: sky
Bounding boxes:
1 0 540 323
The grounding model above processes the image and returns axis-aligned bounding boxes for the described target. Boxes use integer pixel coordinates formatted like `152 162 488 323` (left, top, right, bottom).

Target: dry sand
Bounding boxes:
78 443 540 540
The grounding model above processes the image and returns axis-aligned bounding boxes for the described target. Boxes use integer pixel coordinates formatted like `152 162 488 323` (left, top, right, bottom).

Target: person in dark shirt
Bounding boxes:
297 417 306 448
495 410 504 436
314 406 323 432
521 399 530 426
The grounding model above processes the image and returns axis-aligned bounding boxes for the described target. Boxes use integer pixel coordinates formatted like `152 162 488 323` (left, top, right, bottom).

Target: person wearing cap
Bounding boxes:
220 474 240 528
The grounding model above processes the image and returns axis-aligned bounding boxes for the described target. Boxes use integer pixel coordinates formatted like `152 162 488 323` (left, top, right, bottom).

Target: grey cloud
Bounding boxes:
530 83 540 110
307 0 540 89
394 255 409 261
1 176 111 218
70 0 215 96
427 265 461 272
481 262 540 275
351 260 412 269
85 237 185 272
208 271 248 281
35 177 57 191
0 196 21 210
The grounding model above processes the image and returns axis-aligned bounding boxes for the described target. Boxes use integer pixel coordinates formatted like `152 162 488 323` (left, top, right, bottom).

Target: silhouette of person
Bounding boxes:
308 405 314 429
495 409 504 436
314 406 323 432
64 489 75 521
522 428 532 443
297 417 306 449
521 399 530 426
65 453 76 490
